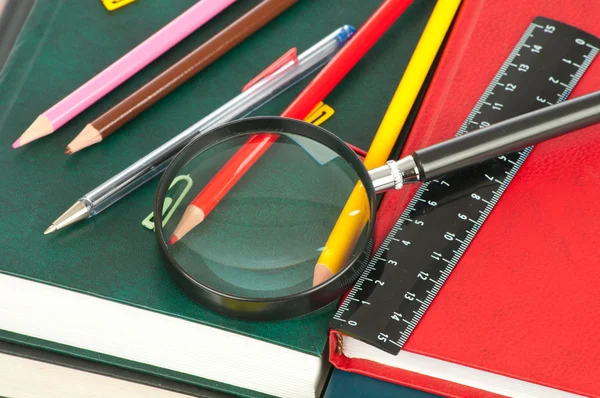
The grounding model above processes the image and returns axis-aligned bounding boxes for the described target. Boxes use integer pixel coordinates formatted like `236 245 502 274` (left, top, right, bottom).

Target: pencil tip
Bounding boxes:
11 138 20 149
67 124 101 154
312 263 334 287
44 225 57 235
18 115 54 147
64 147 72 155
170 206 205 244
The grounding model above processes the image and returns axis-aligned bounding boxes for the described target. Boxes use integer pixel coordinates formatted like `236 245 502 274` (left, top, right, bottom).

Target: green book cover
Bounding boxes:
325 369 440 398
0 0 435 396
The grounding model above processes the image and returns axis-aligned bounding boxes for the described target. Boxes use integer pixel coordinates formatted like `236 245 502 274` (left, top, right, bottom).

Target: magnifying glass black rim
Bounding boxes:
154 116 376 321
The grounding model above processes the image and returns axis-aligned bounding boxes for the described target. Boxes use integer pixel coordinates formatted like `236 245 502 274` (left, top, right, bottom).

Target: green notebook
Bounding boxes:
0 0 435 397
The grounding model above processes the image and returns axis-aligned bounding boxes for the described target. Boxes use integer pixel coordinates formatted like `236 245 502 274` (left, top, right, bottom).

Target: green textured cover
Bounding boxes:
0 0 435 396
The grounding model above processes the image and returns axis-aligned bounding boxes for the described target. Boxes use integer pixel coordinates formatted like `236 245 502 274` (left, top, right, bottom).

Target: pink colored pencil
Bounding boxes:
13 0 235 149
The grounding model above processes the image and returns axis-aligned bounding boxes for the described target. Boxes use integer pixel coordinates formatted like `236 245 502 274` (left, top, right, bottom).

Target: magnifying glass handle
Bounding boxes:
370 88 600 192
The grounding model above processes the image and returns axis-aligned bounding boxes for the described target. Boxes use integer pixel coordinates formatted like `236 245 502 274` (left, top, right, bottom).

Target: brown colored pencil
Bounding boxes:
66 0 299 154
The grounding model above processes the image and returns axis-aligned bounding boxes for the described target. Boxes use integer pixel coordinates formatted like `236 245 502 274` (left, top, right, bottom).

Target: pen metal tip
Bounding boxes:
44 225 57 235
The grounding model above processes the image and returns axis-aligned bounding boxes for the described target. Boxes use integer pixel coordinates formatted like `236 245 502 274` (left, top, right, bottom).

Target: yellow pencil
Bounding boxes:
313 0 462 286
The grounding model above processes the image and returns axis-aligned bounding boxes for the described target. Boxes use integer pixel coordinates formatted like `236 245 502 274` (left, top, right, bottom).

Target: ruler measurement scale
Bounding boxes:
331 17 600 355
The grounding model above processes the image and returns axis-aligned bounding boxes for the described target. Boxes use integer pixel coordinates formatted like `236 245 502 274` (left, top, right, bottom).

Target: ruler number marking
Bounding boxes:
330 17 599 354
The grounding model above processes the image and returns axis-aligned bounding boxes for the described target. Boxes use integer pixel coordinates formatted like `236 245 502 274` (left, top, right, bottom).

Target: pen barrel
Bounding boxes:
82 27 353 216
413 89 600 181
85 161 170 216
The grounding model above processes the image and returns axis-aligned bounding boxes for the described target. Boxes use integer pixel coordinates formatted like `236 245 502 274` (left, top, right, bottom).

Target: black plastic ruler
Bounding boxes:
330 17 600 355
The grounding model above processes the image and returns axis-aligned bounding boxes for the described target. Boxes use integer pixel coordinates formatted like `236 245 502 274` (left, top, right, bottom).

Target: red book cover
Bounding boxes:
330 0 600 396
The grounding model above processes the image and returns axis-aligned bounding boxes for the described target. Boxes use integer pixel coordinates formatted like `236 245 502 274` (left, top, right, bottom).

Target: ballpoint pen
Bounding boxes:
44 25 356 234
169 0 414 244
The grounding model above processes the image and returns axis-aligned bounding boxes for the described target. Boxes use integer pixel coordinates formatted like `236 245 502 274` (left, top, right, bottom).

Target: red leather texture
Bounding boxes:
328 334 504 398
331 0 600 396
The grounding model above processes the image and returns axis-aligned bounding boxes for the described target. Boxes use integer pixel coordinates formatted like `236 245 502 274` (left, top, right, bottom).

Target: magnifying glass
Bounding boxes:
154 91 600 321
155 117 375 321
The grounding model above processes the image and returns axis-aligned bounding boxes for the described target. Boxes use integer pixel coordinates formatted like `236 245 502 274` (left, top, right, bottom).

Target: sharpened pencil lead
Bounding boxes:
15 115 54 148
170 206 205 243
65 124 102 154
313 263 335 286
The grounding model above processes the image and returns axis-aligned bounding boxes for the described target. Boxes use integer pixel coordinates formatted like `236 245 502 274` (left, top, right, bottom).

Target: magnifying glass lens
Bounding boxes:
160 130 372 300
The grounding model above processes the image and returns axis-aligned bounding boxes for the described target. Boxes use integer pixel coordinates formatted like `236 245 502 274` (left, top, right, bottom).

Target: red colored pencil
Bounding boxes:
170 0 414 244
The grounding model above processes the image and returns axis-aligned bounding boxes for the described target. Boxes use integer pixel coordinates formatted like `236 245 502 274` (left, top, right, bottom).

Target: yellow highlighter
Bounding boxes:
313 0 462 286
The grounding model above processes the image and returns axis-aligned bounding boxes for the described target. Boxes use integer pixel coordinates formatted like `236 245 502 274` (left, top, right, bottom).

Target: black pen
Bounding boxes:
369 89 600 191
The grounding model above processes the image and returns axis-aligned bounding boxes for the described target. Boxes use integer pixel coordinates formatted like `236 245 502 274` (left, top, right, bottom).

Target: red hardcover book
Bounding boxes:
330 1 600 397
